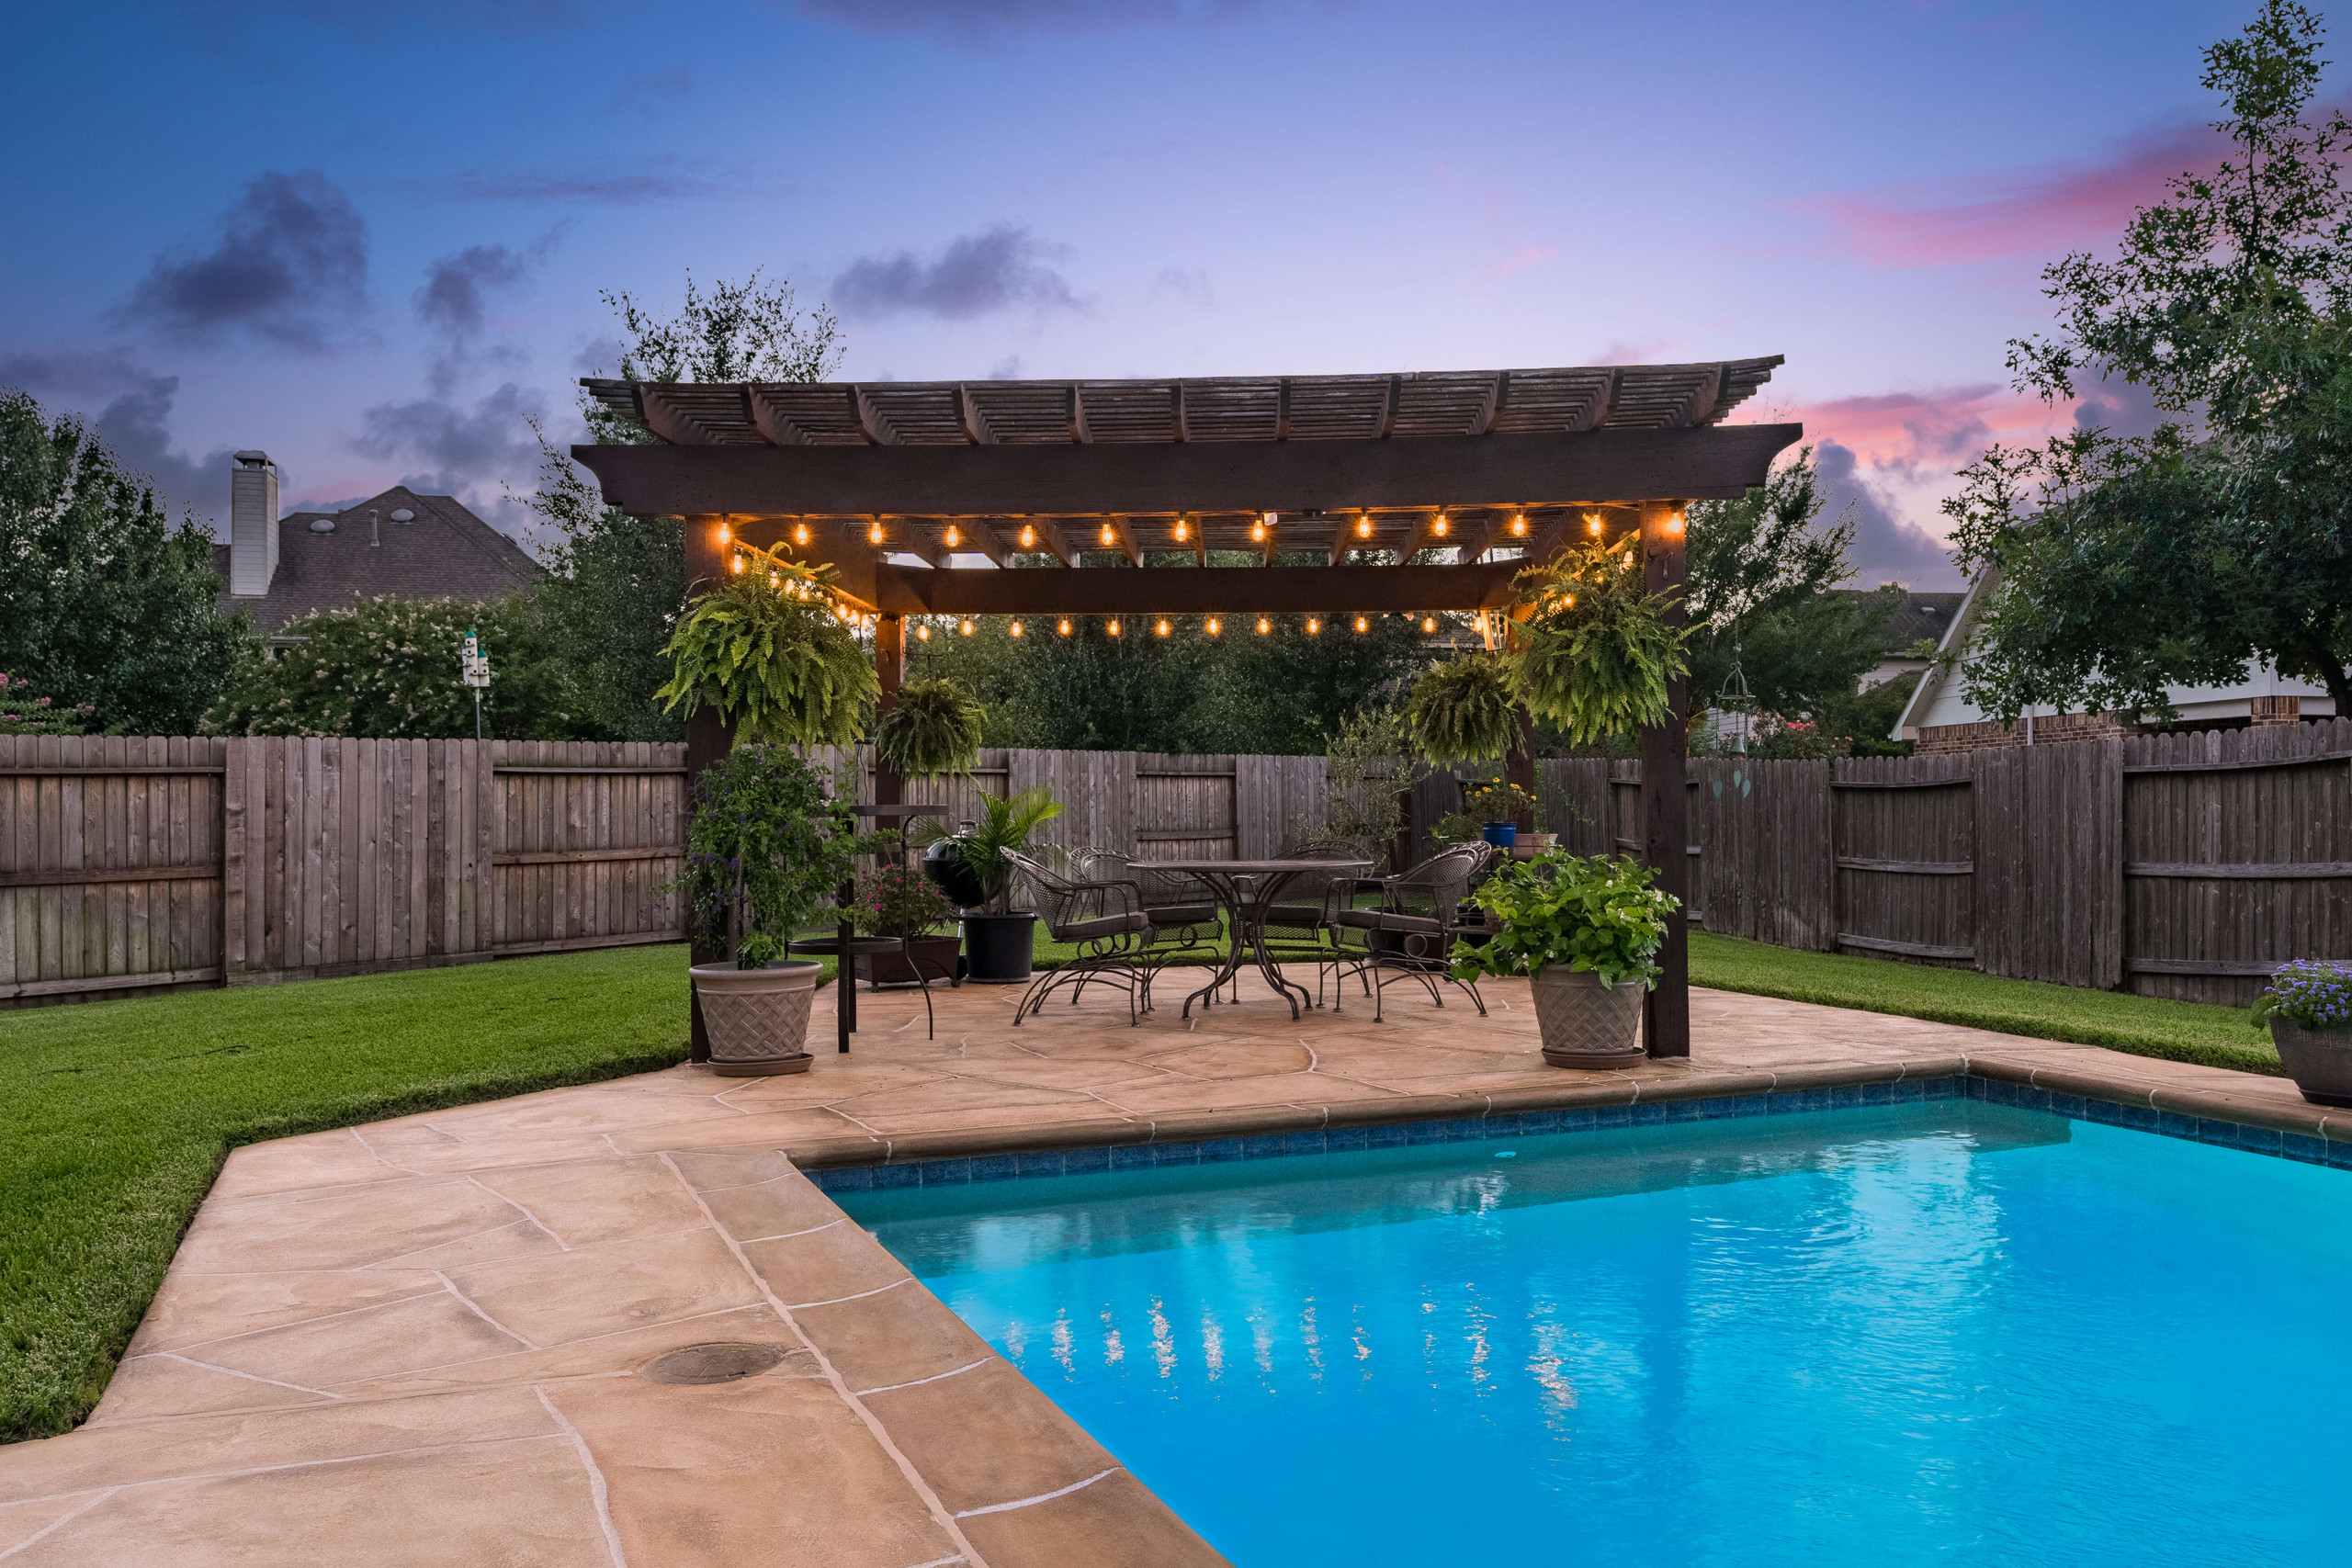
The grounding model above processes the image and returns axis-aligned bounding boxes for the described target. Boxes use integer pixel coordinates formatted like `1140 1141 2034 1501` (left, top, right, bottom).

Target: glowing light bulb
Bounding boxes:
1622 552 1634 569
1255 616 1272 635
1251 520 1266 541
1154 618 1170 637
916 622 931 641
1100 523 1115 547
718 522 729 544
868 521 885 545
1174 518 1189 542
1107 618 1122 637
1433 513 1450 536
1021 525 1037 548
1357 515 1374 537
1206 616 1222 636
959 619 974 637
1667 510 1686 535
768 572 779 588
1511 513 1527 536
729 555 743 573
1353 615 1369 634
1566 593 1576 609
1586 513 1602 536
1421 615 1438 634
1306 616 1321 635
1010 620 1024 637
1057 618 1072 636
944 525 960 547
794 523 810 546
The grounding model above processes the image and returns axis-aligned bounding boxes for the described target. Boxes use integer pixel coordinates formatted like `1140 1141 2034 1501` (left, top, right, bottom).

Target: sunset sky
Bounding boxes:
0 0 2270 586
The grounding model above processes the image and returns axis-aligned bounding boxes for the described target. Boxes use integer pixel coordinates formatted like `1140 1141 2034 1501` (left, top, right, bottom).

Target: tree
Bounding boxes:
526 273 844 739
205 592 605 739
1949 0 2352 720
1682 447 1902 731
0 388 244 734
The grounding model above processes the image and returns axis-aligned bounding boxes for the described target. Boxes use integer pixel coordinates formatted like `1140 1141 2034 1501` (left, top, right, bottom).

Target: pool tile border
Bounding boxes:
806 1070 2352 1194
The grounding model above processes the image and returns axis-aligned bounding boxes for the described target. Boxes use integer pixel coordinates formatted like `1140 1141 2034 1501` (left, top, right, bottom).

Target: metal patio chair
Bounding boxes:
1326 840 1498 1021
1001 847 1159 1026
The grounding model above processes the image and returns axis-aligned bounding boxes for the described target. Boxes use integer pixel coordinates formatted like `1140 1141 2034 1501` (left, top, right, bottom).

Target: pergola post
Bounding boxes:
682 514 738 1064
873 614 905 807
1638 499 1691 1058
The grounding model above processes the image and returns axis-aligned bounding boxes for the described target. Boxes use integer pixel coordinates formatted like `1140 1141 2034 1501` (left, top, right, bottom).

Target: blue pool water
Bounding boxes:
842 1103 2352 1566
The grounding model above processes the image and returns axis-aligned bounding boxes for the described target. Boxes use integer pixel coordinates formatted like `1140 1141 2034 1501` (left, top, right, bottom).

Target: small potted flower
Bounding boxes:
850 851 964 988
1464 783 1538 852
1451 851 1679 1068
677 746 870 1076
2254 960 2352 1106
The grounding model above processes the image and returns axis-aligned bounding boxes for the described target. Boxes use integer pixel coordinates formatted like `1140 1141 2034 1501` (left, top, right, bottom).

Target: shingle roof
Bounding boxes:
1880 591 1966 651
213 486 541 635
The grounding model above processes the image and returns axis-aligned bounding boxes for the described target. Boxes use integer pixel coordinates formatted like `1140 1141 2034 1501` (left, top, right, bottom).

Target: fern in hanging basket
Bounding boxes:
1507 533 1689 746
654 565 878 746
876 676 985 780
1402 653 1521 763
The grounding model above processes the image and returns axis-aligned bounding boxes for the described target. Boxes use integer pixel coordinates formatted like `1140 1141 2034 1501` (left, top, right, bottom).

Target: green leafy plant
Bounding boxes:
1430 810 1483 847
944 786 1064 914
1311 704 1415 872
1509 533 1690 745
1403 653 1521 762
1464 782 1537 824
850 862 960 939
675 745 871 967
1451 851 1679 988
654 565 877 746
875 676 985 780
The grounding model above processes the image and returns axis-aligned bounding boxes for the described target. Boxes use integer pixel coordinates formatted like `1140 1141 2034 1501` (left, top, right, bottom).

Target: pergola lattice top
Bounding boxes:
585 358 1781 449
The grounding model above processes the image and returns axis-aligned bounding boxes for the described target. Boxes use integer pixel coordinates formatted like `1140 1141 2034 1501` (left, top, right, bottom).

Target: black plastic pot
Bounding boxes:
922 837 989 909
962 912 1038 983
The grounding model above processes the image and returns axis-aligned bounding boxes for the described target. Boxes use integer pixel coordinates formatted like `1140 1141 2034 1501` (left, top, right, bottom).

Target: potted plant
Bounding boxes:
875 676 985 781
677 747 869 1076
2254 960 2352 1105
1451 851 1679 1068
923 786 1063 983
1507 531 1688 745
1403 654 1521 768
850 851 964 988
1464 783 1537 851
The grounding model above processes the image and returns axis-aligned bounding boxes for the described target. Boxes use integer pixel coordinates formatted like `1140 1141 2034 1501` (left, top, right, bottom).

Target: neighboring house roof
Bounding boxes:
213 486 541 635
1876 590 1967 653
1891 569 2335 739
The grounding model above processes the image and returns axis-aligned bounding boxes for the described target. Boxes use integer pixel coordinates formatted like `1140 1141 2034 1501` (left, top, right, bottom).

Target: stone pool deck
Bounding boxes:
1 976 2341 1566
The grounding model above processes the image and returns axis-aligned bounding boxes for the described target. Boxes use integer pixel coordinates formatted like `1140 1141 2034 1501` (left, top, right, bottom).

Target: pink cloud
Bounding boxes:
1488 243 1557 276
1767 384 2064 463
1796 118 2219 268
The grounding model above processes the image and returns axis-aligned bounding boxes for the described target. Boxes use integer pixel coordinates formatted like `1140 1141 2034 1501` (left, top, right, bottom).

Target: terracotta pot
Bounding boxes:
2271 1018 2352 1107
855 935 964 988
1530 965 1645 1068
691 961 820 1077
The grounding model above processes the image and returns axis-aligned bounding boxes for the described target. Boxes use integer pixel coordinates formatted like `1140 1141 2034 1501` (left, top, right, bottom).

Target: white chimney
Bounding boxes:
229 450 279 597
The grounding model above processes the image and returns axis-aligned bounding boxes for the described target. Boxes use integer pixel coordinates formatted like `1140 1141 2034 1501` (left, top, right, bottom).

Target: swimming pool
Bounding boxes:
842 1100 2350 1566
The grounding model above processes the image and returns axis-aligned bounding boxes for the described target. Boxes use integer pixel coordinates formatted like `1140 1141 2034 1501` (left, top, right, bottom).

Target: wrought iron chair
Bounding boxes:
1326 840 1499 1021
1001 847 1159 1026
1081 848 1226 998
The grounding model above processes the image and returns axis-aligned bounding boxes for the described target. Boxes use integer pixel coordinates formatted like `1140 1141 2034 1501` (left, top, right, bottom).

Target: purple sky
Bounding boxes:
0 1 2269 587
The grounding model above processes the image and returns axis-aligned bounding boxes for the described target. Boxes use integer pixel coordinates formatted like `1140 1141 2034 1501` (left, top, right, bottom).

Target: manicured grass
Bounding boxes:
0 944 699 1443
1689 932 2280 1076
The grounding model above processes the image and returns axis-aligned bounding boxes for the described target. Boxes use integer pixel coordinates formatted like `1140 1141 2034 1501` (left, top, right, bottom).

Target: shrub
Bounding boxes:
1451 851 1679 987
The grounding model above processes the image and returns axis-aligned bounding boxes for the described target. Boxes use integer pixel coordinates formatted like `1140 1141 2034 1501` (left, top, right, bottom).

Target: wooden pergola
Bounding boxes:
575 358 1802 1061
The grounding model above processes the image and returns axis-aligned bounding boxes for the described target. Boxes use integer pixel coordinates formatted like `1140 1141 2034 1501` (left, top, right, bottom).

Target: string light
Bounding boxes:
1174 517 1189 542
1021 525 1037 548
1205 616 1222 636
794 523 810 546
944 525 961 548
1356 514 1374 537
916 622 931 641
959 619 975 637
868 521 886 545
1421 615 1438 634
1586 513 1603 536
1306 616 1321 635
1107 618 1122 637
1622 551 1634 569
1057 618 1072 636
1510 513 1527 536
1433 513 1450 537
1010 619 1024 637
1255 616 1272 635
1667 509 1686 536
1251 519 1267 542
729 555 744 573
1100 523 1116 547
1353 615 1370 634
1154 618 1171 637
768 571 779 588
718 522 729 545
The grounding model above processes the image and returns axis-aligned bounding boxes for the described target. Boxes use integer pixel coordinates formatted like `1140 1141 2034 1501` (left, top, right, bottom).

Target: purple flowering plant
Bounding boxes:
2253 960 2352 1031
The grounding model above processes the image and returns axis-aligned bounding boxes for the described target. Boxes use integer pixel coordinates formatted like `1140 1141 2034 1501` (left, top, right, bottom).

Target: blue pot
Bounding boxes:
1482 822 1518 848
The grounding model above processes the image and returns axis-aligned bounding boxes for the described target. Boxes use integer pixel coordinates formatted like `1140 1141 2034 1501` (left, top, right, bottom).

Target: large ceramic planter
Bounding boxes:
855 935 964 988
691 961 820 1077
962 913 1038 984
1530 965 1645 1068
2271 1019 2352 1107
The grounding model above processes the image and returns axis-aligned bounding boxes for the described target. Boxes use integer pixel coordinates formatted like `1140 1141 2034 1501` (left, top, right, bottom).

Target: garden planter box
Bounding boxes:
690 962 820 1077
854 936 965 988
1531 966 1645 1068
2271 1019 2352 1107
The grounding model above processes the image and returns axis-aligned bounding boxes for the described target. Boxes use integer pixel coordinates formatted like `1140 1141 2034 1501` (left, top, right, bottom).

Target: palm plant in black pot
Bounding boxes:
921 786 1063 982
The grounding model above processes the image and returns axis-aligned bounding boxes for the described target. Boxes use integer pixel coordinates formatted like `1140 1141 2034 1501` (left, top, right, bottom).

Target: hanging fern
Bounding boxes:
1403 653 1521 763
654 566 877 746
1507 533 1689 745
875 676 985 780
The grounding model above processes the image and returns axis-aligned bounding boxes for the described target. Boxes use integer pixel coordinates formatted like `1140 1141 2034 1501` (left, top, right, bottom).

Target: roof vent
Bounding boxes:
389 508 415 524
308 516 335 534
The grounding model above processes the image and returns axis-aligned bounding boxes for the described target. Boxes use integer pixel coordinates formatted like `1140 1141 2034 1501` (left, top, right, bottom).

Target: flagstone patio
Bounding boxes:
0 973 2339 1566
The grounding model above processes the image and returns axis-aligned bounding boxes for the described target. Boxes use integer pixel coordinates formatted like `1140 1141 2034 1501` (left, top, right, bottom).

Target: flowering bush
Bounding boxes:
850 863 959 939
1450 851 1679 988
0 674 96 736
2254 960 2352 1031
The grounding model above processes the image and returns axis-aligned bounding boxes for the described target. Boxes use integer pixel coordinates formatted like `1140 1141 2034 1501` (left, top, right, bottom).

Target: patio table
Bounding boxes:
1135 857 1371 1021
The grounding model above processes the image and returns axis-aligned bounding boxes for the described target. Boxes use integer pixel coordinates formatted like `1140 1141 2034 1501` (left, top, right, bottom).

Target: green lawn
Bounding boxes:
1689 932 2278 1076
0 944 697 1443
0 927 2279 1443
